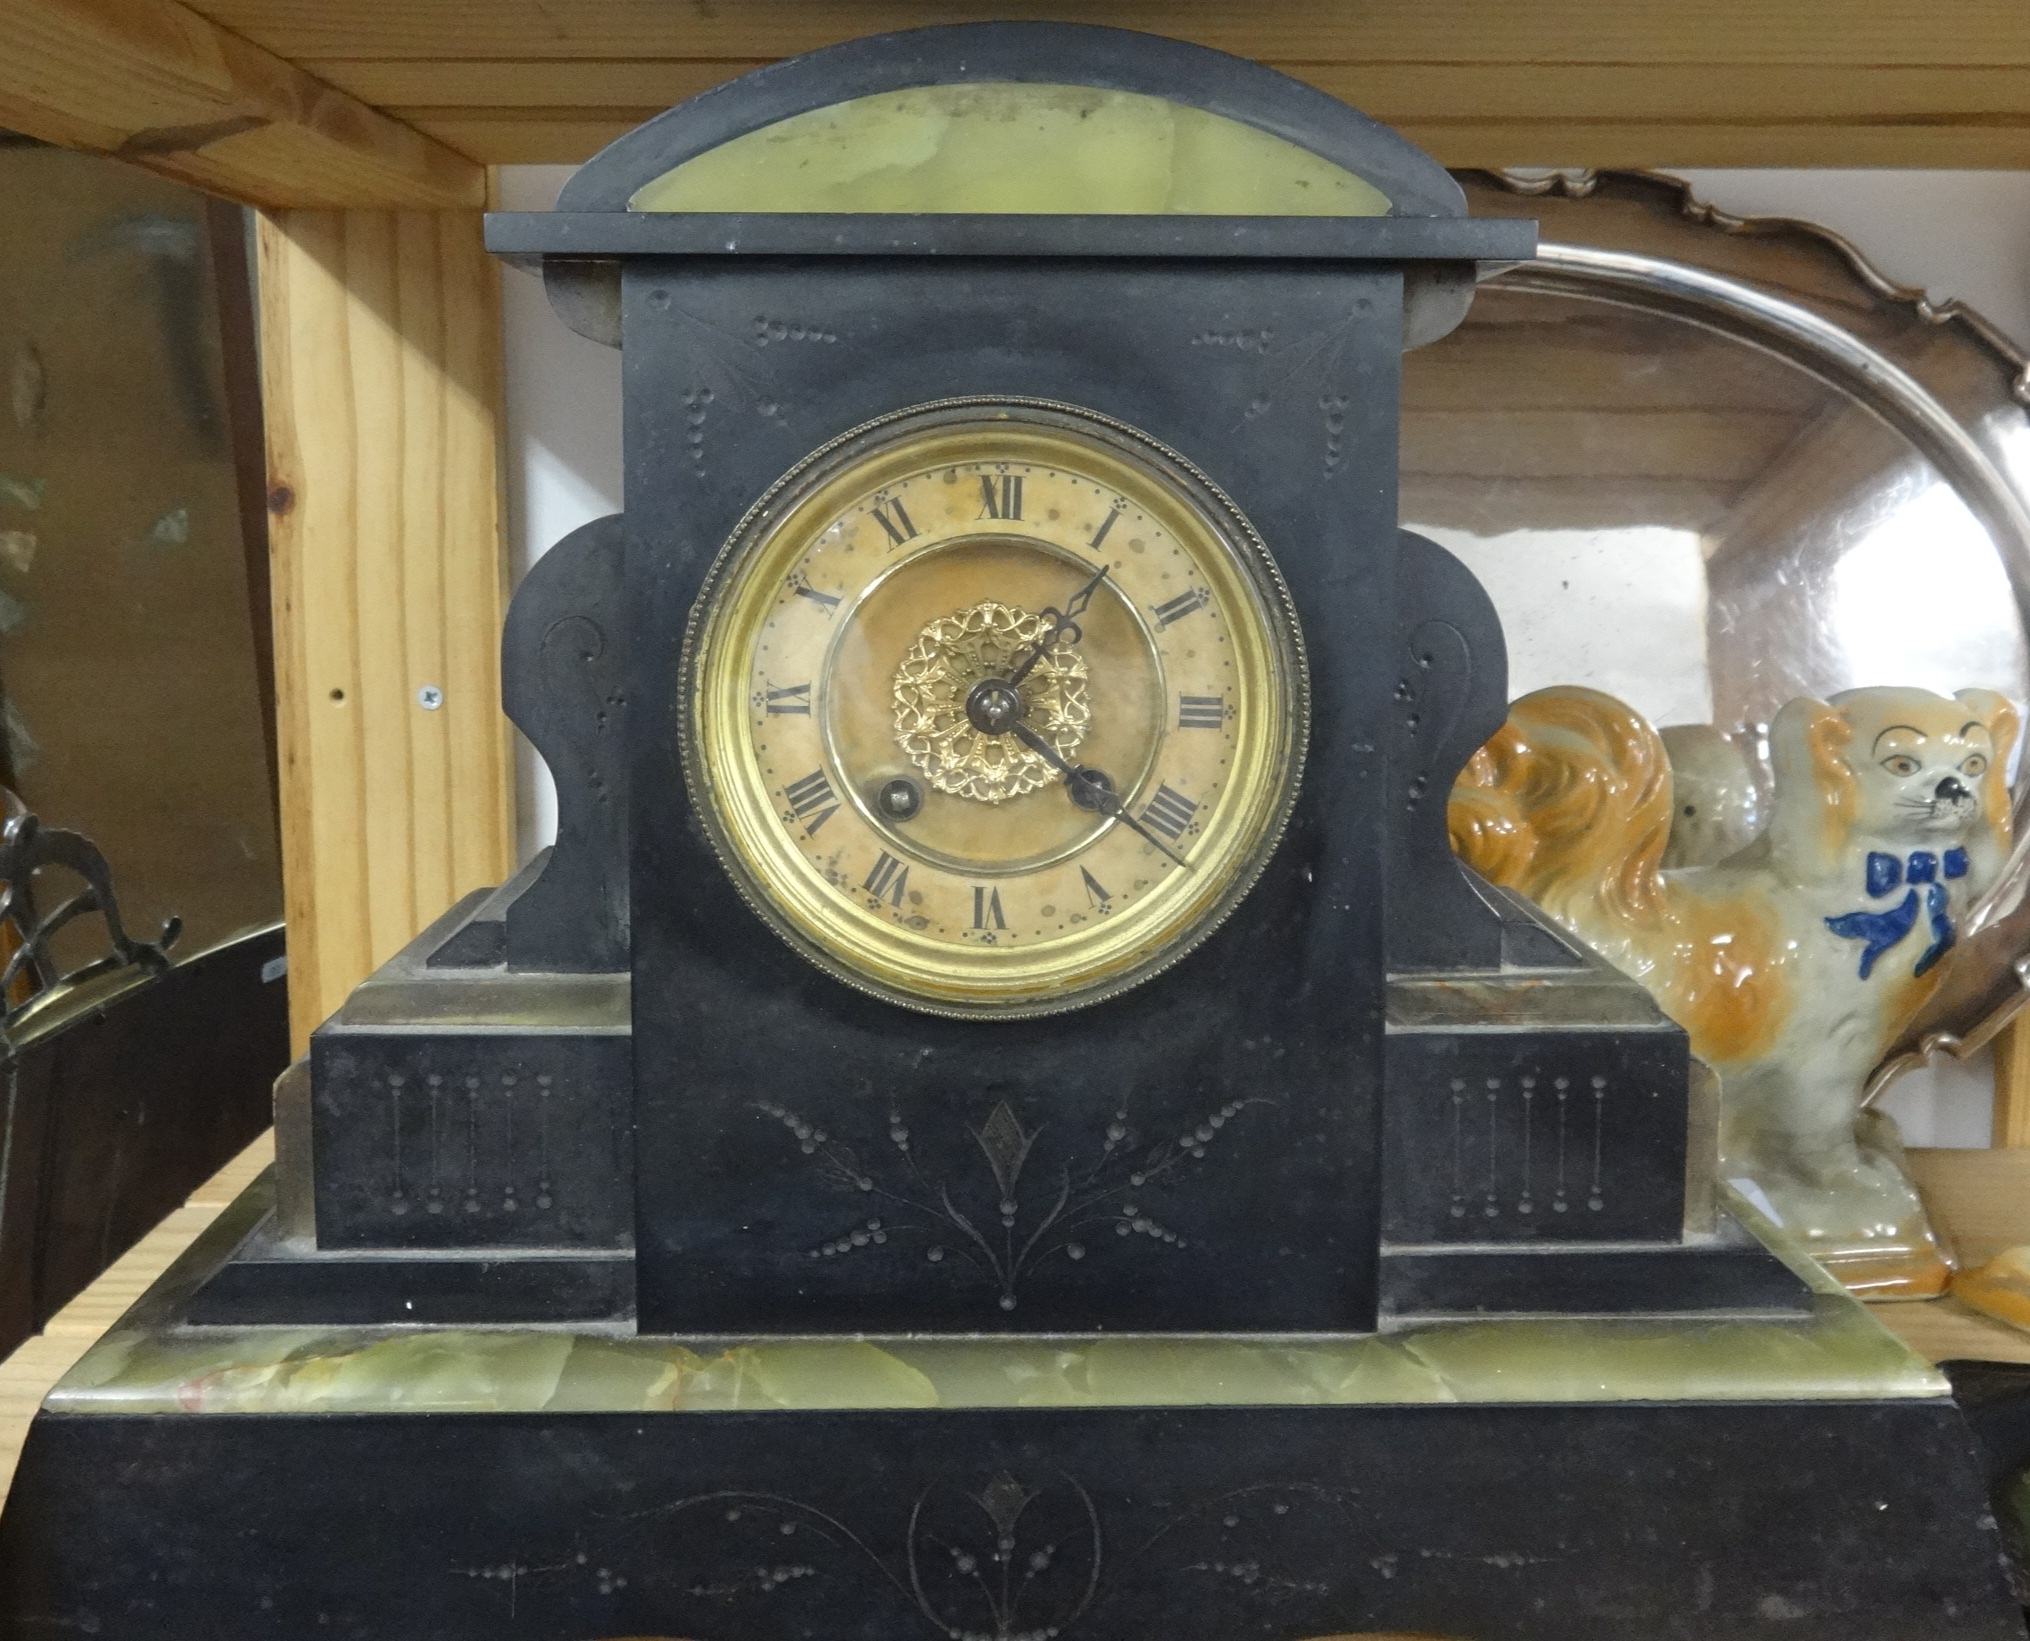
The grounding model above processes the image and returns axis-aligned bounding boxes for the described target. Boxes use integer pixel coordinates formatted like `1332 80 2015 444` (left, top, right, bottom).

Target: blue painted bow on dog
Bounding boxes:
1825 849 1967 980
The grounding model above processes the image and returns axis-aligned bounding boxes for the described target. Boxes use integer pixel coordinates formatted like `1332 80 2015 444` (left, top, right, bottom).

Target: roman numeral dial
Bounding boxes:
1140 783 1199 842
977 473 1023 520
870 496 918 547
863 850 909 907
783 769 839 835
691 406 1303 1016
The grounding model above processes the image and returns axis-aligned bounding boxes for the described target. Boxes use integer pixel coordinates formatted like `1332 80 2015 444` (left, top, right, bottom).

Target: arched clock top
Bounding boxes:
621 84 1393 219
484 24 1533 352
554 23 1463 220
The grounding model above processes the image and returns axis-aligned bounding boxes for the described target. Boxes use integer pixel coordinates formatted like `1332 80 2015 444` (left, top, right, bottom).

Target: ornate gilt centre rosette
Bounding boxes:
892 601 1091 803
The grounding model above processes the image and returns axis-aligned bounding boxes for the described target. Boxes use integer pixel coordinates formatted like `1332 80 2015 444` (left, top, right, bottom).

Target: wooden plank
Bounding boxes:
259 209 513 1051
1400 476 1740 535
404 116 650 166
301 55 2030 169
403 114 2030 171
1868 1148 2030 1363
313 58 2030 121
1405 335 1826 417
0 0 481 207
1393 122 2030 170
1401 407 1801 484
178 1 2030 67
1994 1020 2030 1148
1908 1146 2030 1265
302 59 755 109
0 1133 273 1496
1871 1294 2030 1366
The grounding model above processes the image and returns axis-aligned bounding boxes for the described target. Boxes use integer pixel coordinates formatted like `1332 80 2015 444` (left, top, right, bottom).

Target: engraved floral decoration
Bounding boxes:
552 1474 1098 1641
568 1473 1368 1639
892 601 1090 803
1191 313 1365 474
752 1091 1268 1311
658 303 840 473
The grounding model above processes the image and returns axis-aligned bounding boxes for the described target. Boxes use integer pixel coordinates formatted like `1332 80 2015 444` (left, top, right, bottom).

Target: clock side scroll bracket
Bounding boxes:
1389 527 1582 974
430 512 631 972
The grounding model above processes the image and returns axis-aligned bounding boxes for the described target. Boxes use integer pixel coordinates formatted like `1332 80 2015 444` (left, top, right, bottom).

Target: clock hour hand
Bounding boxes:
1007 720 1193 871
1005 564 1110 691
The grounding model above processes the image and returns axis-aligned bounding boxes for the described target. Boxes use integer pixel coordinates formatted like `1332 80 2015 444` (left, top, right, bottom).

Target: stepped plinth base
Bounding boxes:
1 1183 2020 1641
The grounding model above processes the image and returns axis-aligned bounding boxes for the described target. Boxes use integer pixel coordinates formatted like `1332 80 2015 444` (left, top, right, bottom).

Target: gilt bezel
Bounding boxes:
679 397 1309 1018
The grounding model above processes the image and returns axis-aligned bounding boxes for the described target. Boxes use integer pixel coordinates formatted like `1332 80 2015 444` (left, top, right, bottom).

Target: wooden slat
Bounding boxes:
0 1 2007 178
1909 1147 2030 1266
260 209 513 1051
0 0 481 207
1394 122 2030 170
1400 476 1741 535
404 117 647 166
14 1 2023 176
302 59 755 108
402 114 2030 171
321 59 2030 123
1868 1147 2030 1363
308 58 2030 117
178 2 2030 67
1401 407 1802 484
184 2 2030 167
0 1134 274 1496
1994 1020 2030 1148
1872 1293 2030 1365
303 53 2030 169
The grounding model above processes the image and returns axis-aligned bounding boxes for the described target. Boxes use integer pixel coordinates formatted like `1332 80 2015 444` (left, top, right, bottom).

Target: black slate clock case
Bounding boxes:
511 24 1635 1340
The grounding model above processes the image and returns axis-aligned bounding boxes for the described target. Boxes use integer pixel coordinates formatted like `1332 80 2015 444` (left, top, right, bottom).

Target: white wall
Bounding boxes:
499 166 623 863
497 163 2030 1145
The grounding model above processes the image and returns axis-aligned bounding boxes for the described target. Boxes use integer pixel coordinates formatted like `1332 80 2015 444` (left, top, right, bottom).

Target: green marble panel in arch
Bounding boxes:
627 84 1394 216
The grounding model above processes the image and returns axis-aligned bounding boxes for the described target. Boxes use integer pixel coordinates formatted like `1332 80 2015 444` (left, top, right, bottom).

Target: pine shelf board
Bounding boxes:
0 1133 273 1496
1868 1148 2030 1369
9 0 2030 199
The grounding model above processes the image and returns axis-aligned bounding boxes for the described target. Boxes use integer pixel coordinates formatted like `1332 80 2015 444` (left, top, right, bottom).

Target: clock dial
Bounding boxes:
684 401 1306 1015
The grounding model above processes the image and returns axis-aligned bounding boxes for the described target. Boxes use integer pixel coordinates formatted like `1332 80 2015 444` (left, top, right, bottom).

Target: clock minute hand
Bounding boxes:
1005 565 1110 691
1007 720 1193 871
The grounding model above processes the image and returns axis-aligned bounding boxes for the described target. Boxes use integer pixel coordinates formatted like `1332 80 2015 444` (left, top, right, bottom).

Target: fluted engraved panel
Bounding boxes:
310 1033 630 1249
1383 1029 1688 1244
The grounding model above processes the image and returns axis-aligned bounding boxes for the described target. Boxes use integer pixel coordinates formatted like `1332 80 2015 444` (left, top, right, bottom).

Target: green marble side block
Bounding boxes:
626 84 1393 217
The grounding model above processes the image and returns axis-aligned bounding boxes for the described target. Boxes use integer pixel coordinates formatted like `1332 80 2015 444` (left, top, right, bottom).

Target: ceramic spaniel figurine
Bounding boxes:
1450 684 2018 1297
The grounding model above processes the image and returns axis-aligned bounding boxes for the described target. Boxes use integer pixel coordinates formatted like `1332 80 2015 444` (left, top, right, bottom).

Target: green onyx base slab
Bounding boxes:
48 1298 1942 1418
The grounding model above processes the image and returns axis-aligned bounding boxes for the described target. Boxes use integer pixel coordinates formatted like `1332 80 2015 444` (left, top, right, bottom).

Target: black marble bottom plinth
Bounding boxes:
1 1396 2020 1640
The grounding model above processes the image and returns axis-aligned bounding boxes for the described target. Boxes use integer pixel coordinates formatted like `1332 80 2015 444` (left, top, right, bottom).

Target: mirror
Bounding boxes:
1408 170 2030 1086
1409 169 2030 768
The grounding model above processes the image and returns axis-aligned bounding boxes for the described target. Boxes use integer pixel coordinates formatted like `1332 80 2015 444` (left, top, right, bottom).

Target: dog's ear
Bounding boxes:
1956 688 2020 845
1769 695 1856 879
